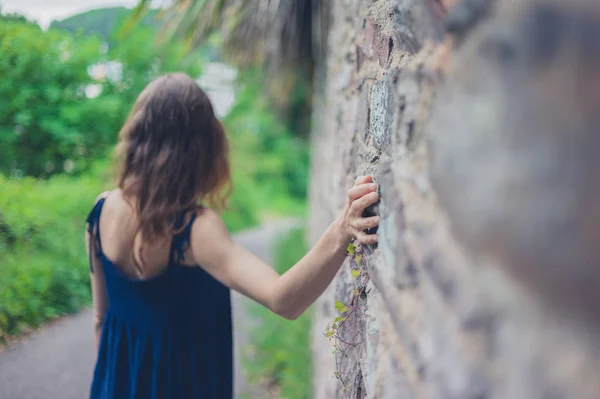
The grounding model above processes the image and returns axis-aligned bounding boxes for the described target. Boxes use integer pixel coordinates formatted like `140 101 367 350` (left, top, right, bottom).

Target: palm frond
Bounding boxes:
134 0 329 73
131 0 322 130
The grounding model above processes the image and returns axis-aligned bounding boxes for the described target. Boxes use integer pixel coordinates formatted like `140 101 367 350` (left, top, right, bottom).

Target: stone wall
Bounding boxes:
307 0 600 398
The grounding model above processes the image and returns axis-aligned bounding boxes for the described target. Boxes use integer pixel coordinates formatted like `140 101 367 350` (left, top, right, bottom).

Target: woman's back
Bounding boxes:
87 193 232 399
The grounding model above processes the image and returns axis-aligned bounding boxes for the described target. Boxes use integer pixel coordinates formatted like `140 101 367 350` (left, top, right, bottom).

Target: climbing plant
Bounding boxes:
324 241 371 391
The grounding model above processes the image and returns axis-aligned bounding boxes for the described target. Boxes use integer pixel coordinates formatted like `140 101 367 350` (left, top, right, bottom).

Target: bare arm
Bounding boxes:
191 176 380 320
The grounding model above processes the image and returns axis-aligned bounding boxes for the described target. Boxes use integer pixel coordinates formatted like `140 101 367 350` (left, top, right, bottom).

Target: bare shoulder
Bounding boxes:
189 208 233 267
93 191 112 204
192 208 230 239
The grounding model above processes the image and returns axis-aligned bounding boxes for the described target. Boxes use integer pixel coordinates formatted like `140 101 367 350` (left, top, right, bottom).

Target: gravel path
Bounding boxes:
0 220 298 399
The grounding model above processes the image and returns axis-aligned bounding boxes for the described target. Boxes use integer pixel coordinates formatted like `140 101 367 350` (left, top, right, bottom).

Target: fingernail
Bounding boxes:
371 183 377 191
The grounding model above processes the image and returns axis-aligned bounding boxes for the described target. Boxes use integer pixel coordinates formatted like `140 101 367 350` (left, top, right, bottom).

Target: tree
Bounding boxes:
0 7 33 25
0 20 107 177
0 16 202 178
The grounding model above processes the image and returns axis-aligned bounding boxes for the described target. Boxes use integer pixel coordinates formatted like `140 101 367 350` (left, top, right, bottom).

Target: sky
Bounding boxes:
1 0 141 28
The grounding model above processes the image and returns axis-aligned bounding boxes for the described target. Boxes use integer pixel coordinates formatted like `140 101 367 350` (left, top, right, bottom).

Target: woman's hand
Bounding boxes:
338 175 380 245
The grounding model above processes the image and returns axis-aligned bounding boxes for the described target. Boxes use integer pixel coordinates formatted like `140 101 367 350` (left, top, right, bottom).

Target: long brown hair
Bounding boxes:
114 73 231 249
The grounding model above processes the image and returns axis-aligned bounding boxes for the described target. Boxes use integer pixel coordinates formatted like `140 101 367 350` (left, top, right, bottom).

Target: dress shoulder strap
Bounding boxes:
169 211 197 265
86 195 108 272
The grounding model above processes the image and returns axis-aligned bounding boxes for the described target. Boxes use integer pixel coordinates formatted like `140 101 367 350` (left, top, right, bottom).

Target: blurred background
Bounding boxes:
0 1 312 398
5 1 600 398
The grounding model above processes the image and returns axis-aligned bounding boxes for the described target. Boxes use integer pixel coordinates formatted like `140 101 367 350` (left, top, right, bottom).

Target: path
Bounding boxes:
0 220 298 399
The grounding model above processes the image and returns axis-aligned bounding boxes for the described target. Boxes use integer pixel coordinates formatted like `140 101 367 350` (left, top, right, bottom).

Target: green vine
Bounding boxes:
323 241 370 392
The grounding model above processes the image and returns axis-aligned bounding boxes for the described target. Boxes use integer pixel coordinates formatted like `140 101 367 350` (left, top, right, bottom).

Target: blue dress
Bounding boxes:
86 198 233 398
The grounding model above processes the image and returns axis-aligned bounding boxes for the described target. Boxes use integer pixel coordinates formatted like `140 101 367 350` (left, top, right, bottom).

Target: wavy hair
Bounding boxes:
114 73 230 250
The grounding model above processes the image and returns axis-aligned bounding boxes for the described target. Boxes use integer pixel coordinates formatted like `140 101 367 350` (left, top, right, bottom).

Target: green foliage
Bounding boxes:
225 68 310 216
246 227 312 399
335 300 349 314
50 7 160 44
0 164 110 340
0 20 106 176
346 242 356 255
203 68 310 230
0 16 202 178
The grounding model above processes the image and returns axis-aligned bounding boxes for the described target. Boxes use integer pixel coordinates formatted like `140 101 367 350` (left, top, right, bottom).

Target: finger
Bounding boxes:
356 231 378 245
347 183 377 201
354 175 373 185
352 216 380 231
350 191 379 215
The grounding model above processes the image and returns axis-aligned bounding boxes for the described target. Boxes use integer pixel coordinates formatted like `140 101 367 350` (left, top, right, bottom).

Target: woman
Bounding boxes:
86 72 380 398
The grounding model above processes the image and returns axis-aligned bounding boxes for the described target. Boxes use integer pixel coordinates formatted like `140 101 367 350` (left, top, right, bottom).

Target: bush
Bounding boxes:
246 227 313 399
0 20 104 177
0 164 110 340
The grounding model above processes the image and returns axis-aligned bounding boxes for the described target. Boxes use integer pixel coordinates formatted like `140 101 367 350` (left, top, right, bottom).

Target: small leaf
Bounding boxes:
346 242 355 255
334 316 345 323
351 269 360 279
355 254 363 264
335 300 345 312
